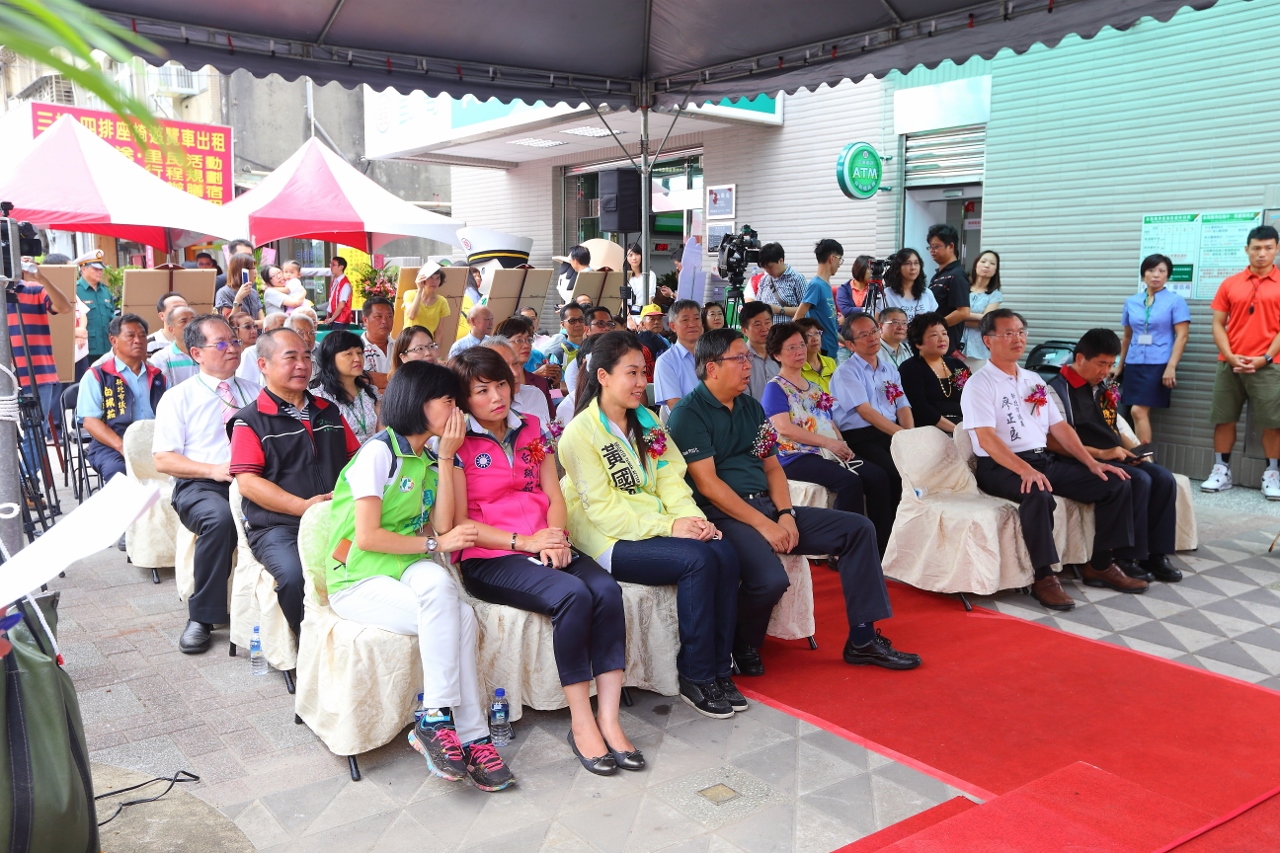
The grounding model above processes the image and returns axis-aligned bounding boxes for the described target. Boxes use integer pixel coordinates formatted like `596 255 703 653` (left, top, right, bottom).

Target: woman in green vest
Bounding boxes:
325 361 514 792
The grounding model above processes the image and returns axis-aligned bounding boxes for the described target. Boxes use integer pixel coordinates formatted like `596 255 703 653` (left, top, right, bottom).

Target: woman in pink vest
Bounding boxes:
448 347 638 778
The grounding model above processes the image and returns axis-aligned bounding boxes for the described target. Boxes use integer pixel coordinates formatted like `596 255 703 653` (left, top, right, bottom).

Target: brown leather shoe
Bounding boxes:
1081 562 1149 593
1031 575 1076 611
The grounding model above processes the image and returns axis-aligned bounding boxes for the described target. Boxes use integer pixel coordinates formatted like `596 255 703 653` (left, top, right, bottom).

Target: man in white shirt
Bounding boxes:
654 299 703 409
449 304 495 359
360 296 394 391
960 309 1144 612
153 314 261 653
147 292 188 355
563 305 618 399
148 304 198 387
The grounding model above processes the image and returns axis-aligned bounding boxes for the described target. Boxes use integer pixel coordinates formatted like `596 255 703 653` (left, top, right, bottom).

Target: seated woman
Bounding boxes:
701 302 726 332
760 322 896 555
898 312 968 435
312 330 380 445
448 346 638 776
325 361 514 792
795 317 836 391
559 331 745 719
390 325 439 378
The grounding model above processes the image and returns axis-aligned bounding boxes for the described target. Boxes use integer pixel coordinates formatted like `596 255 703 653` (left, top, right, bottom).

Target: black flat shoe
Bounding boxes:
566 730 616 776
1144 555 1183 583
604 740 645 771
732 644 765 677
842 632 921 670
179 620 213 654
716 677 749 713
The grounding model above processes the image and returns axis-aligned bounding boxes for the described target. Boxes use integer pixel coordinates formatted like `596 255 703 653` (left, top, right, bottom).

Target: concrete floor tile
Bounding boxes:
76 682 146 721
375 811 451 852
556 790 643 853
729 739 798 797
539 820 599 852
650 764 786 831
232 799 292 849
402 784 493 846
292 810 399 853
91 733 189 779
799 773 877 836
1194 655 1269 684
795 740 863 797
557 759 645 814
511 725 581 771
656 837 710 853
301 774 401 836
464 820 552 853
737 702 800 738
637 732 723 788
793 800 864 853
798 728 870 771
713 803 793 853
248 708 321 751
870 773 940 828
259 775 348 835
623 795 706 852
461 789 554 847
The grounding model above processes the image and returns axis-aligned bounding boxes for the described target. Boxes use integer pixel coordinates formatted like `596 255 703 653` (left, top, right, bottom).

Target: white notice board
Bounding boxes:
1139 210 1261 300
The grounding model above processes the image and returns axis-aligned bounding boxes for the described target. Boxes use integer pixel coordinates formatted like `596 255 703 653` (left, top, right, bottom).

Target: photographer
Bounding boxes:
755 243 808 319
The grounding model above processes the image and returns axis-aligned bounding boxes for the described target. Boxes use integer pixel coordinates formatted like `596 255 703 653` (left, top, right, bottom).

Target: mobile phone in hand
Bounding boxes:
241 270 251 286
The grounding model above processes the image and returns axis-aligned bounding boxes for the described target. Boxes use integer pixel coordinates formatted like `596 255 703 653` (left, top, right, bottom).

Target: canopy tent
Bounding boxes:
220 137 464 251
0 114 238 251
87 0 1222 268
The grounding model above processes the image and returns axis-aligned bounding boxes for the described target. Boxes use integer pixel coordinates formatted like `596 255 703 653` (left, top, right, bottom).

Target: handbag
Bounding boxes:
0 592 99 853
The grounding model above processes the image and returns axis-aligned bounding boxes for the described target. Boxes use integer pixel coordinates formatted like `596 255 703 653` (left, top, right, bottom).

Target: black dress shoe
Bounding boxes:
179 620 213 654
566 730 616 776
679 676 734 719
732 645 765 677
117 534 127 552
842 632 921 670
603 741 646 771
716 677 749 712
1117 559 1154 582
1144 555 1183 583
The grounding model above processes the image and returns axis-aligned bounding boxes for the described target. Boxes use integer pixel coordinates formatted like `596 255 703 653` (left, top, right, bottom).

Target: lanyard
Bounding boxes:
1143 290 1155 333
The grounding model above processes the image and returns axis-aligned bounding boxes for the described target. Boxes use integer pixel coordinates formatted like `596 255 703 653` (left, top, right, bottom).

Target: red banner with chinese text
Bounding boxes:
31 102 233 205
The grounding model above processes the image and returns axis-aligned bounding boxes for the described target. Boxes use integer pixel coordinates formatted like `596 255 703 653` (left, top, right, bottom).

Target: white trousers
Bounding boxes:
329 560 488 743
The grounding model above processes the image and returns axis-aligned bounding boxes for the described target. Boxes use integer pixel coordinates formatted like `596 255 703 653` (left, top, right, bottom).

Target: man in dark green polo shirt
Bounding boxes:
74 250 115 378
667 328 921 676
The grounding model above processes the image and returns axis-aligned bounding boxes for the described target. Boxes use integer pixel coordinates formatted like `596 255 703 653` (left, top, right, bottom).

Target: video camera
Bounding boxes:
1 202 43 282
717 225 761 293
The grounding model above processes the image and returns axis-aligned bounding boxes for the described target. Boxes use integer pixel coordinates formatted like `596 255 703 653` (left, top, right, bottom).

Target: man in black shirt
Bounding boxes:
926 224 971 357
1046 329 1181 583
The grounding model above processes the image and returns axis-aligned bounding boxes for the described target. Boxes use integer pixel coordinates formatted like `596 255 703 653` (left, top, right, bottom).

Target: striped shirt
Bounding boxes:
6 284 59 388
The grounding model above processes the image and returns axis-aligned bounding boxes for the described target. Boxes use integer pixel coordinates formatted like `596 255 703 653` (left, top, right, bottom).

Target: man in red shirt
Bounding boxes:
326 257 353 326
1203 225 1280 499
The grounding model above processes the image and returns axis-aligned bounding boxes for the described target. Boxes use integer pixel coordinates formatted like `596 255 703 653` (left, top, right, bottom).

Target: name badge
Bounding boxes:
1137 333 1154 346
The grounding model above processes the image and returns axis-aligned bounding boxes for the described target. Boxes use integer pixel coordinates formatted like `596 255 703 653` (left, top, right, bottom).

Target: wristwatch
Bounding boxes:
778 508 796 519
1265 355 1274 365
425 537 438 553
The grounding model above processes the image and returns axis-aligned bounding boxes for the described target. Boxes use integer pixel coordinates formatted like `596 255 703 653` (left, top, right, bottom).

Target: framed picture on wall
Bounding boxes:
706 185 735 219
707 221 735 255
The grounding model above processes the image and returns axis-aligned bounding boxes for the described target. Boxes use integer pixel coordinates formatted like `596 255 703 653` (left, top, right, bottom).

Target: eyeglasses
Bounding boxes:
804 333 823 342
406 343 439 354
851 329 882 342
881 321 907 329
714 353 751 366
564 317 585 325
781 344 808 354
987 329 1029 341
234 323 257 332
196 339 242 351
589 320 617 329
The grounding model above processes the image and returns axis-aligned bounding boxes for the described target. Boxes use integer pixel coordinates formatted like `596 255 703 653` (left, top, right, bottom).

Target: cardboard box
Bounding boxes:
36 264 78 383
122 269 216 321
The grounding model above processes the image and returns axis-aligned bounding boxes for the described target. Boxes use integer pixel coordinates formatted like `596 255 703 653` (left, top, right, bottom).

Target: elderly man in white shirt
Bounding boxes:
153 314 261 654
449 304 495 359
960 308 1143 612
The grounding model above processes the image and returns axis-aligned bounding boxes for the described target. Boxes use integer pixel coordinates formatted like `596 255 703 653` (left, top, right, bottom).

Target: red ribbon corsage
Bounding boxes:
884 382 904 405
953 367 971 390
815 391 835 412
752 422 779 458
644 426 667 460
1024 384 1048 412
526 420 564 465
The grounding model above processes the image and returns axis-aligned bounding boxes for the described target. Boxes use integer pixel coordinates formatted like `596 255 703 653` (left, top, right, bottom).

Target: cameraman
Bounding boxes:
756 244 808 320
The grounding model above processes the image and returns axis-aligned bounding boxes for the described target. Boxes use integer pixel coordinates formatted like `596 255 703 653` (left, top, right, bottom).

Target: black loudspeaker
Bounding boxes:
598 168 641 233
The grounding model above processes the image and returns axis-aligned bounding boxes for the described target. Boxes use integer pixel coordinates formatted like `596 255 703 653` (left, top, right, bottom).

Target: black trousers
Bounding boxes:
246 525 305 637
706 494 892 650
783 453 895 555
975 452 1133 571
85 442 126 482
172 478 236 625
841 426 903 519
1116 461 1178 561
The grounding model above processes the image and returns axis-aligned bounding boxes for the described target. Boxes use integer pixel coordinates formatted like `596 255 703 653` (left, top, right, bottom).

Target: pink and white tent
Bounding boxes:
221 138 463 251
0 115 238 251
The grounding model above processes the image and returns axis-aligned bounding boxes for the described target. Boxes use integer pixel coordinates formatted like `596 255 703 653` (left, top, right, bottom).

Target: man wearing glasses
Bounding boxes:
153 315 262 654
831 313 913 523
669 328 920 677
563 305 620 397
877 307 912 367
961 309 1142 612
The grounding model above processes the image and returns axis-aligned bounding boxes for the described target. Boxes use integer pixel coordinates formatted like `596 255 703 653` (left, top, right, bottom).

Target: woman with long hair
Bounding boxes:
324 361 514 792
262 264 307 315
390 325 439 377
215 252 263 320
311 329 380 444
880 248 938 321
560 331 744 719
449 346 638 776
628 241 671 308
962 250 1003 366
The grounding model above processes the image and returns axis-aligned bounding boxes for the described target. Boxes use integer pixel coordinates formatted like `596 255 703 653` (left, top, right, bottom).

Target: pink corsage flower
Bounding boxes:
815 391 835 412
752 422 779 458
1024 384 1049 412
953 367 971 390
884 382 904 405
644 426 667 460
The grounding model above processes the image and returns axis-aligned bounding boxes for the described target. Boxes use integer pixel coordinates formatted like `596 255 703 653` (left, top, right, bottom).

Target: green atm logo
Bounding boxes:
837 142 883 200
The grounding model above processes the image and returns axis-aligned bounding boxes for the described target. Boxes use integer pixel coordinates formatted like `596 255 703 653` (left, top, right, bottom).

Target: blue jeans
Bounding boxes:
611 536 740 684
19 381 61 479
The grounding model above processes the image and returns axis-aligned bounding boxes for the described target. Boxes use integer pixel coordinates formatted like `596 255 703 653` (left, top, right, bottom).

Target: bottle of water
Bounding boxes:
489 688 513 746
249 625 268 676
413 693 426 724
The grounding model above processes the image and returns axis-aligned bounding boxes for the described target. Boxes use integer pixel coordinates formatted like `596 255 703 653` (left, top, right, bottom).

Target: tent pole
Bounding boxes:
639 84 651 294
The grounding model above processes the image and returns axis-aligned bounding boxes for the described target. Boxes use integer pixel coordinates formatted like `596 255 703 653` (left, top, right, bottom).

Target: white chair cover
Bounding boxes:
122 420 178 569
228 481 297 671
765 554 817 641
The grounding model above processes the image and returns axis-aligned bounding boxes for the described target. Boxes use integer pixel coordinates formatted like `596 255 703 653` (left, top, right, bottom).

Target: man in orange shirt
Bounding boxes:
1203 225 1280 499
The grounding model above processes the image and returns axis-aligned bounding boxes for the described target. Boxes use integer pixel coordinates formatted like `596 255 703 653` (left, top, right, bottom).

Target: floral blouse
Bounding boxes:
759 374 841 465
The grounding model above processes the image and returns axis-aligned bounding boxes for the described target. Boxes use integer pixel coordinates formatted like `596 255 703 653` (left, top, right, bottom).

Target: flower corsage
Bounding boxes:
643 426 668 460
815 391 836 412
752 422 779 458
884 382 904 405
526 419 564 465
1024 384 1048 413
952 367 971 390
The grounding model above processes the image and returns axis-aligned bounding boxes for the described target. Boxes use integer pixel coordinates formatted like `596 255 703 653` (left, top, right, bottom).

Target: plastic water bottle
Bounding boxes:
413 693 426 724
249 625 268 676
489 688 513 746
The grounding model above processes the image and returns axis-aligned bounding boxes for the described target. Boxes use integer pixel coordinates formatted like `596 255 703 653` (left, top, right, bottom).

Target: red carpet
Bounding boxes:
837 797 976 852
743 573 1280 818
1162 787 1280 852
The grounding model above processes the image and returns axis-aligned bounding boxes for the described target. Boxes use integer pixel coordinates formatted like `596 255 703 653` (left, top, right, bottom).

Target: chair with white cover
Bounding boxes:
228 481 298 691
294 501 422 781
122 420 178 583
1115 415 1198 552
765 554 817 648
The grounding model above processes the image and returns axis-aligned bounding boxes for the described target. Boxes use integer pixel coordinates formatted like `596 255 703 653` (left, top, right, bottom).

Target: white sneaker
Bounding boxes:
1263 469 1280 501
1201 463 1233 492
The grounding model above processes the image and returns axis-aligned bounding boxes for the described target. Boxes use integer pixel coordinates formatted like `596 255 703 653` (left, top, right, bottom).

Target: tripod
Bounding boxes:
724 281 747 329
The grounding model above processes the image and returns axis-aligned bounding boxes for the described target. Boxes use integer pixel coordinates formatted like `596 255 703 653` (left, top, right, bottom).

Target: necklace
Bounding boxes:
930 360 956 398
347 393 371 436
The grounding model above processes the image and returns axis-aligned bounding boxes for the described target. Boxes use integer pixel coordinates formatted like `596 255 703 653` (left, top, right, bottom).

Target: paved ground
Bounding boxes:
41 481 1280 852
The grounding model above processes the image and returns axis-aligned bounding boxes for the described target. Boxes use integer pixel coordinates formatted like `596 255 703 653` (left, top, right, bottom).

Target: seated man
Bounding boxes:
654 299 703 409
448 304 495 358
77 314 166 482
147 292 188 355
831 312 912 512
360 296 395 391
961 309 1145 611
878 307 912 368
229 329 359 638
153 315 262 653
741 301 780 400
668 328 921 676
563 305 618 396
148 304 198 387
1046 329 1181 583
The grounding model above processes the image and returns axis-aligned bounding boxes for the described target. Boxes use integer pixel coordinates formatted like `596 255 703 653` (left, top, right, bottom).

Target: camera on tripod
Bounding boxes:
868 257 891 281
1 201 43 282
717 225 761 293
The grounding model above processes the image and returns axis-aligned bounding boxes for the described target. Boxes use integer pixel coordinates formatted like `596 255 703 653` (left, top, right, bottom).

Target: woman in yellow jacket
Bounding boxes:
559 331 745 720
